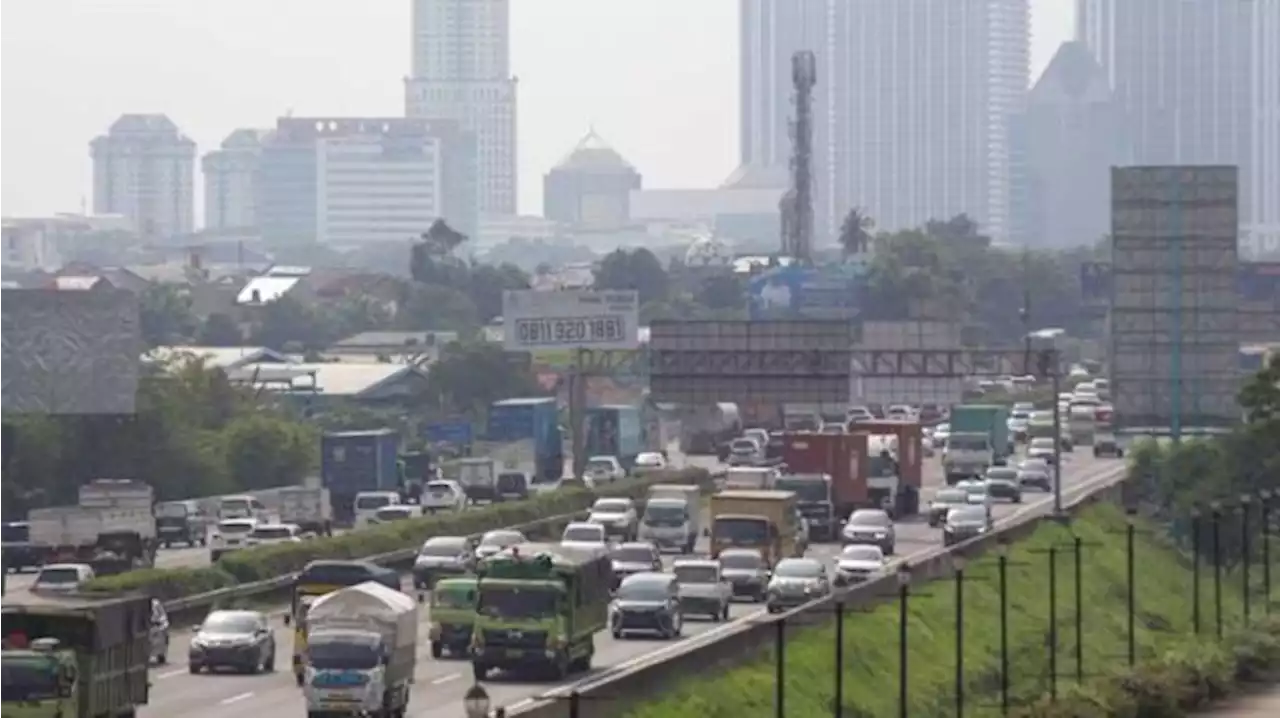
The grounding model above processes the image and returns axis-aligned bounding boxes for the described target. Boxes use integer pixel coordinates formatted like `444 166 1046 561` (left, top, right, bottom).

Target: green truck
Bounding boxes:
471 543 612 681
1 594 151 718
429 576 477 659
944 405 1012 484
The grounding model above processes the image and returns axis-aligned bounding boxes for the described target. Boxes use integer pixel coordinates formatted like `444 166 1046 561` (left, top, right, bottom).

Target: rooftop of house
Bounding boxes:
225 361 424 398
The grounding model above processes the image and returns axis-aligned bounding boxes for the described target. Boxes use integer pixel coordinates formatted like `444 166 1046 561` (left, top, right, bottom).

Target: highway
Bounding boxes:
134 450 1127 718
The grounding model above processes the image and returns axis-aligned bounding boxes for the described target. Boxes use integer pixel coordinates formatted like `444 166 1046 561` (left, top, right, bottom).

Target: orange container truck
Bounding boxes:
848 419 924 518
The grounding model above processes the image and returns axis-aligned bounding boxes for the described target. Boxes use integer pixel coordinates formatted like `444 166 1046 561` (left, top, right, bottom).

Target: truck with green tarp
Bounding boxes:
470 543 612 681
1 593 151 718
428 576 477 659
943 404 1011 484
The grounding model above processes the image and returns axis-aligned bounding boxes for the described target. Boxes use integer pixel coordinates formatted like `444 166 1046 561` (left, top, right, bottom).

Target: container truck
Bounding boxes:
320 429 400 526
487 397 564 483
449 440 537 503
847 420 924 519
276 487 334 537
471 543 612 681
1 593 152 718
302 581 417 718
584 405 645 472
943 405 1011 484
779 432 871 520
27 480 157 575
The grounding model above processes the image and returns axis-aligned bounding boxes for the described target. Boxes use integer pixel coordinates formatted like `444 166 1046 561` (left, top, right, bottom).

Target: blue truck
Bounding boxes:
321 429 401 524
487 398 564 483
584 405 646 472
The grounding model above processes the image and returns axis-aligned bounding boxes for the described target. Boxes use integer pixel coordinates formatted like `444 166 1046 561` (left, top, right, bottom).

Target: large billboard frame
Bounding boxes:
501 290 639 353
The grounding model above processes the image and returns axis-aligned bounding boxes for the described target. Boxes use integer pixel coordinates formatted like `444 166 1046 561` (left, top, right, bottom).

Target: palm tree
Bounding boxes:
838 208 875 257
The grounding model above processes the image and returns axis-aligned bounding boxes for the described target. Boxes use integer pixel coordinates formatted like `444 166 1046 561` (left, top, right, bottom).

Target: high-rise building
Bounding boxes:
90 114 195 238
1076 0 1272 255
257 117 476 246
738 0 1029 243
404 0 517 218
202 128 270 232
543 130 642 230
1015 41 1126 249
1251 0 1280 259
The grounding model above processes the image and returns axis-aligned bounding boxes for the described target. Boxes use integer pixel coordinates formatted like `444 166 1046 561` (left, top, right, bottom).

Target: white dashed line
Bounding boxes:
431 673 461 685
156 669 186 680
219 692 254 706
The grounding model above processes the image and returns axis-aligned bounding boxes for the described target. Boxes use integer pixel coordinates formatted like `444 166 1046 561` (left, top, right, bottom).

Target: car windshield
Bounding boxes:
719 552 764 570
496 474 524 489
959 482 986 495
934 489 967 504
432 585 475 609
37 567 80 584
586 460 615 473
986 469 1018 481
774 560 823 579
220 499 251 513
636 453 664 465
617 579 671 602
156 503 189 518
840 546 883 562
611 546 654 563
674 564 719 583
477 586 558 619
592 499 629 513
712 517 768 543
949 507 988 523
563 525 603 543
249 527 293 540
1010 410 1030 419
774 477 829 502
644 504 687 525
731 439 756 451
201 613 259 634
948 435 990 451
306 635 382 670
480 531 521 547
425 482 455 494
355 495 394 510
849 511 890 527
420 539 464 556
1 654 61 698
1019 460 1048 471
219 521 254 534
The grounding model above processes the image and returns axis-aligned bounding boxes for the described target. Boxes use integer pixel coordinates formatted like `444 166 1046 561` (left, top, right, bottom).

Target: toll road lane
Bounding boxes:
143 455 1123 718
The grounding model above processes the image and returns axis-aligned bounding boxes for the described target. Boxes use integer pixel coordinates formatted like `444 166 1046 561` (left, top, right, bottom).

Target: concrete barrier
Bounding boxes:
510 465 1132 718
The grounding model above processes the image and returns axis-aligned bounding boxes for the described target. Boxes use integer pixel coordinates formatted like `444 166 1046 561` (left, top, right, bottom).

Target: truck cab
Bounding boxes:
709 490 800 567
353 491 401 529
772 473 835 541
155 500 209 548
217 495 270 522
1 521 41 573
943 433 994 485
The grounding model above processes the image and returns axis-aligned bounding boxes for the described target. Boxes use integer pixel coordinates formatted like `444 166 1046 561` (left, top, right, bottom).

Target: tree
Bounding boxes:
594 248 670 305
423 341 540 413
197 313 243 346
139 284 198 347
398 284 481 332
1239 353 1280 424
249 295 335 350
838 208 875 257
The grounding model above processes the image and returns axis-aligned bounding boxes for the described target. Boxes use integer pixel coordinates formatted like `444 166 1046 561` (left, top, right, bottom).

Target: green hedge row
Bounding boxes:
86 468 711 601
1014 616 1280 717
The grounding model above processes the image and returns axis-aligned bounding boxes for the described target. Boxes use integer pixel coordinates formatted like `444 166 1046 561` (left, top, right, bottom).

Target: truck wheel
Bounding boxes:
430 641 443 659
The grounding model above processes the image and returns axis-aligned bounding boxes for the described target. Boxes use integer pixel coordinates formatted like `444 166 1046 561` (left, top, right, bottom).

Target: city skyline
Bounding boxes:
2 0 1074 225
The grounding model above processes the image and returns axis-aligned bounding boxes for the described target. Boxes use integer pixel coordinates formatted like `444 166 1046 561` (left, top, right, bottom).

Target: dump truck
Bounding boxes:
1 593 151 717
302 581 417 718
471 543 612 681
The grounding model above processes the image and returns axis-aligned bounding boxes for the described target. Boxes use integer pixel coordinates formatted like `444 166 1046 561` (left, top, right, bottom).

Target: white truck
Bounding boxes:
303 581 418 718
276 486 333 537
28 479 157 573
723 466 779 491
638 485 702 553
452 440 536 503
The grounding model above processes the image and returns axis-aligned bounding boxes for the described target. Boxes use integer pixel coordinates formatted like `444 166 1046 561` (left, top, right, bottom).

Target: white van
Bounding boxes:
217 495 270 522
638 496 699 554
354 491 402 529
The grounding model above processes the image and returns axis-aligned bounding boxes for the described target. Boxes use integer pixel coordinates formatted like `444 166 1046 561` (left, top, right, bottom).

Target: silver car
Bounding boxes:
412 535 476 589
673 559 732 621
718 548 770 602
766 558 830 613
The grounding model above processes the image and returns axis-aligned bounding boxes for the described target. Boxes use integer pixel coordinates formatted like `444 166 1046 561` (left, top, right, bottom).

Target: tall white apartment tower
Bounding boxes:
405 0 517 217
90 114 196 238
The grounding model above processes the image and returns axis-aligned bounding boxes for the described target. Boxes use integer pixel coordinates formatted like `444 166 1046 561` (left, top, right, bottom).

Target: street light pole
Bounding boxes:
954 554 967 718
1126 511 1137 666
1212 502 1224 639
1191 507 1202 633
997 540 1010 715
1242 495 1253 625
1050 354 1063 515
898 564 911 718
1263 491 1273 614
834 599 845 718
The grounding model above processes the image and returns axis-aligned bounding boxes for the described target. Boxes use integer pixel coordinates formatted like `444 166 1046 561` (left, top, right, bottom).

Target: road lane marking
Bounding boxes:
156 669 186 680
220 692 254 705
431 673 461 685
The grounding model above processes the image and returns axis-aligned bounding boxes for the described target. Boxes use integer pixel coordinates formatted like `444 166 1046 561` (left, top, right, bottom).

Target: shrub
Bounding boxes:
85 468 708 601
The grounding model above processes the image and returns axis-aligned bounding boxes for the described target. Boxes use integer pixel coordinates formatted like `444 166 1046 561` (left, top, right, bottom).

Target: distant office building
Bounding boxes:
1077 0 1274 255
90 114 195 238
404 0 517 217
543 130 641 230
739 0 1029 243
1015 41 1126 249
202 128 270 232
257 117 476 246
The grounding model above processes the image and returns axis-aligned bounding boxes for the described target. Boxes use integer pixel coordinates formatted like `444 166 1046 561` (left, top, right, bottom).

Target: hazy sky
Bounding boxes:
1 0 1075 223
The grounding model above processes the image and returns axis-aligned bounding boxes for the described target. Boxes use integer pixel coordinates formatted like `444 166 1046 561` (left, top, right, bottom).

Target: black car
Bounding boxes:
943 506 992 547
610 572 683 639
1093 436 1124 458
189 610 275 674
982 468 1023 503
1 522 42 573
718 549 770 602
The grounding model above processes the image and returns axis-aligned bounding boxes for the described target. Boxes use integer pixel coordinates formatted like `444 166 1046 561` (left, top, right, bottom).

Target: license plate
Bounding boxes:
506 649 524 658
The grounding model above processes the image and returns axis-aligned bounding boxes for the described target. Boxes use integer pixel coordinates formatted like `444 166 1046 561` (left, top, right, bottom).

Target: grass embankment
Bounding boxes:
626 503 1278 718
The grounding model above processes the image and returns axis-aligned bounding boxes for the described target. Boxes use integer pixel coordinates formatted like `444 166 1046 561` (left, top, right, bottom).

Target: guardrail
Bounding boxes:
511 464 1133 718
160 507 594 625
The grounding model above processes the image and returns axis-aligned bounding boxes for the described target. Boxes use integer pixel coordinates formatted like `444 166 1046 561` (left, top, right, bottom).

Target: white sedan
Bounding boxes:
633 451 668 474
833 545 886 585
585 456 626 483
245 523 304 547
420 479 467 513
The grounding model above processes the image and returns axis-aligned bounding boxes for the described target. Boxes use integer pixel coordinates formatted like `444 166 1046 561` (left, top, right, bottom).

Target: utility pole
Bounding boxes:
781 50 816 263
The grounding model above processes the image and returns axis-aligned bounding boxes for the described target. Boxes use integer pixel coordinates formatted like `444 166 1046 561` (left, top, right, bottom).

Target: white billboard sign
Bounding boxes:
502 290 640 352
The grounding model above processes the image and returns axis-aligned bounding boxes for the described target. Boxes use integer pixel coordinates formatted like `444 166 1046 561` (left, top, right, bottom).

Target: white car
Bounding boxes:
587 497 638 540
561 521 609 549
633 452 668 474
372 505 420 524
420 480 467 513
210 518 258 561
930 423 951 448
475 529 526 560
245 523 303 547
833 544 886 585
955 479 990 506
585 456 626 483
32 563 95 594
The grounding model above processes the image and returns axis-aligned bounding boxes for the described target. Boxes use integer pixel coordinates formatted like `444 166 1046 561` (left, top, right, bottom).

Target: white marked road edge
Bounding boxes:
504 462 1129 714
431 673 461 685
219 692 254 706
156 669 187 680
